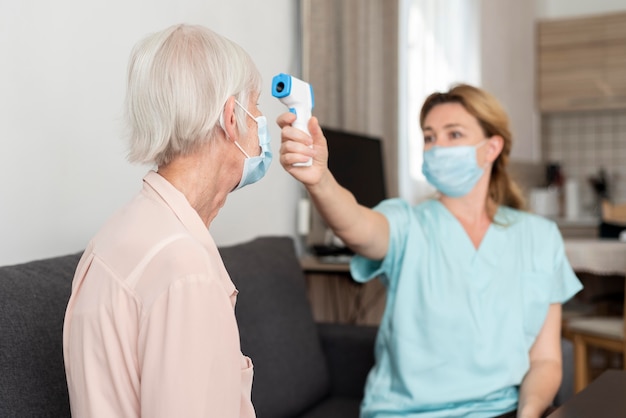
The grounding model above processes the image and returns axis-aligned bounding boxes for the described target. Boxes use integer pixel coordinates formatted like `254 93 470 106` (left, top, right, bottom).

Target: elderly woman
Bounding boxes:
63 24 270 418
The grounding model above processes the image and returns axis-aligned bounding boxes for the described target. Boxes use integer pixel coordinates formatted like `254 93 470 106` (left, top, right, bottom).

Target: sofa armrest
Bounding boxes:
316 322 377 398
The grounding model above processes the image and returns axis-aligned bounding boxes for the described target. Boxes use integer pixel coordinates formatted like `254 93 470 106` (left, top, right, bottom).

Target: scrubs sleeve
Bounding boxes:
523 221 584 348
547 222 583 304
351 198 412 287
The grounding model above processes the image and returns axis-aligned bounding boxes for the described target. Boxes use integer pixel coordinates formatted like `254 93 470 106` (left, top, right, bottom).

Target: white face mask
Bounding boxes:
232 100 273 190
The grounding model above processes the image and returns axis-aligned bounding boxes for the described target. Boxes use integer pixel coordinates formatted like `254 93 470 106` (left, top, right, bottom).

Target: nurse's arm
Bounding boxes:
279 113 389 260
307 169 389 260
517 304 563 418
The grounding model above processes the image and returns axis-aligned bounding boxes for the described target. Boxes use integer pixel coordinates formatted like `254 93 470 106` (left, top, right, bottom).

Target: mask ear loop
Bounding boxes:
234 140 251 158
476 139 492 170
220 97 249 140
475 139 489 149
231 101 258 159
234 99 257 120
218 111 230 139
218 102 250 158
234 99 265 159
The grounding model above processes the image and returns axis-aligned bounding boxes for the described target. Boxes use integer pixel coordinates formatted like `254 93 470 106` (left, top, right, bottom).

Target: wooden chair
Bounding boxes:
567 284 626 393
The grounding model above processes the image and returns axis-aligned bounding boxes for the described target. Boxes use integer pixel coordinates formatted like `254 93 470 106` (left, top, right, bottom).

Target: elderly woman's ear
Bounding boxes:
222 96 238 141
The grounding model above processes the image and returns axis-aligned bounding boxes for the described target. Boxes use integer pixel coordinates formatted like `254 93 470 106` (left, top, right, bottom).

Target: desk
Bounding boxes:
300 256 385 325
300 255 351 273
548 370 626 417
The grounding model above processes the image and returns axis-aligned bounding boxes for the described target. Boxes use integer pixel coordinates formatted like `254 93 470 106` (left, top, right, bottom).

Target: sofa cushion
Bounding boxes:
316 323 377 398
298 397 361 418
220 236 331 418
0 252 81 418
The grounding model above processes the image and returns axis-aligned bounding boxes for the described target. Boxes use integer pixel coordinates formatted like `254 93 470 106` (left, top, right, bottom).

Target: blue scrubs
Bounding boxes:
351 198 582 418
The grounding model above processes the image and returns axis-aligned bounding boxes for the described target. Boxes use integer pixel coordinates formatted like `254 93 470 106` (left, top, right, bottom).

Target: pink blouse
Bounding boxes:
63 171 255 418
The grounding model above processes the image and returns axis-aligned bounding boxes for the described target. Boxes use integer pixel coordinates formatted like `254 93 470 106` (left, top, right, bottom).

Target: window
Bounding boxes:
398 0 480 204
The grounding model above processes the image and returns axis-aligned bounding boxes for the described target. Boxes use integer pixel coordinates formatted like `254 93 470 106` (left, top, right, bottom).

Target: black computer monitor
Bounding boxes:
322 126 387 208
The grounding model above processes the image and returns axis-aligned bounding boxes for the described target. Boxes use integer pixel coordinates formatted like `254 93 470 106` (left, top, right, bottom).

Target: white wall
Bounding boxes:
0 0 303 266
9 1 624 266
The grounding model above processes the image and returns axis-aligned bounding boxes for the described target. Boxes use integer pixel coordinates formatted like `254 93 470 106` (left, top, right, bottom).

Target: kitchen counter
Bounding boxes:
564 239 626 275
550 216 599 227
549 216 599 239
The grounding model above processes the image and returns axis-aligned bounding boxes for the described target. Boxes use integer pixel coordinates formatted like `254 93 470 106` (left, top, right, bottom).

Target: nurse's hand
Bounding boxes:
277 112 329 187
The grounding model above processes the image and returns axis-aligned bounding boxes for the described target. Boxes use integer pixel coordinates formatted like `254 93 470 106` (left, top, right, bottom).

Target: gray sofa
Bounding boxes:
0 237 375 418
0 236 574 417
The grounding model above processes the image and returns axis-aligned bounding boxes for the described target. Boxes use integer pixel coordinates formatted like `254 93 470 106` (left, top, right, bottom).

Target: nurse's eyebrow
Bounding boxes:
422 123 466 131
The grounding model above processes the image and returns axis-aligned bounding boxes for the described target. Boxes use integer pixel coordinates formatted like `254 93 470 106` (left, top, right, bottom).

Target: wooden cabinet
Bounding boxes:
538 12 626 112
300 256 385 325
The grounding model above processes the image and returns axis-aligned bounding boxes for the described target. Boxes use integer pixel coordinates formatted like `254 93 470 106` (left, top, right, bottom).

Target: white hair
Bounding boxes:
125 24 262 166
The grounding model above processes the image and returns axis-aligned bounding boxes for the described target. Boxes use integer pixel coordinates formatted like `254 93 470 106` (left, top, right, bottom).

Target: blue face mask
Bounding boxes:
233 101 272 190
421 141 488 197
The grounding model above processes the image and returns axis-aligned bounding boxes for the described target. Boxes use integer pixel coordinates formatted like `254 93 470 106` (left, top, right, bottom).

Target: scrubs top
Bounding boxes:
351 198 582 418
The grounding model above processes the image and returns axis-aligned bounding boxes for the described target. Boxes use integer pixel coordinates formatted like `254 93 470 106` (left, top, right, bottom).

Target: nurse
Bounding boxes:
277 83 582 418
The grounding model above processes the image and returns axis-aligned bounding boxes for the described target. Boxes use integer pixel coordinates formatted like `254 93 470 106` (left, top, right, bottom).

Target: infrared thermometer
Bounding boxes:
271 73 315 166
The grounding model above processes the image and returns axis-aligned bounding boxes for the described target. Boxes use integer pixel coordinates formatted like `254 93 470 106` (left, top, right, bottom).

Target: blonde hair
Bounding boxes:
420 84 526 215
125 24 262 166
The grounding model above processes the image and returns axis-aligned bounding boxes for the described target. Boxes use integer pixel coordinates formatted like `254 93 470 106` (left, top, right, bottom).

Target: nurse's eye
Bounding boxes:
423 134 435 144
450 131 464 140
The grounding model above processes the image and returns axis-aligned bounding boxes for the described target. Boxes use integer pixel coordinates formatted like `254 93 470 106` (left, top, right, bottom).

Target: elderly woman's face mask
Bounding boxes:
232 100 273 190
